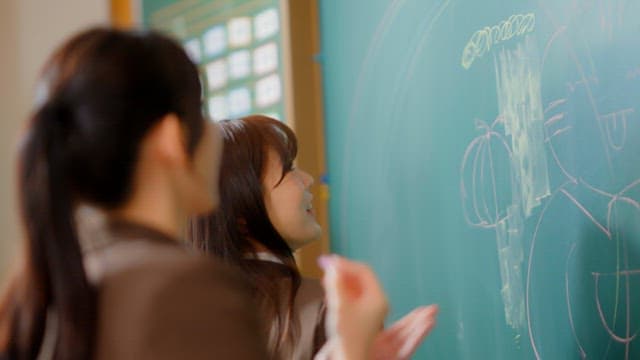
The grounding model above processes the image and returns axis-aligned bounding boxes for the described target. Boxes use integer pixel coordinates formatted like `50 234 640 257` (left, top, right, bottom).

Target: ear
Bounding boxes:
147 113 188 169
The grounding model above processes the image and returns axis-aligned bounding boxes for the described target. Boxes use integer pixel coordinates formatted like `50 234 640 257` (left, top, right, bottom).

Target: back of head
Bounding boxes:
0 27 204 359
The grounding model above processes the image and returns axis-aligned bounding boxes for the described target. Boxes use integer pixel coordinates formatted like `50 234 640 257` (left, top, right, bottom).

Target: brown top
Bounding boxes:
247 260 326 360
84 220 268 360
291 276 327 359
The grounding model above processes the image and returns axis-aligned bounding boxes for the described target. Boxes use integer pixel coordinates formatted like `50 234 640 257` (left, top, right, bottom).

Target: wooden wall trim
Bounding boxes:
110 0 135 28
285 0 329 278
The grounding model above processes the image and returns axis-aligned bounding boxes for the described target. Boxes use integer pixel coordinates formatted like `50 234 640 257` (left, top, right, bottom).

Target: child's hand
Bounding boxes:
318 255 389 360
372 305 439 360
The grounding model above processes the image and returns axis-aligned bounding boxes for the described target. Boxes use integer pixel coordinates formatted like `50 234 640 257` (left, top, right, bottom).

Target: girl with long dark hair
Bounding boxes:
190 115 438 359
0 26 398 360
0 27 266 360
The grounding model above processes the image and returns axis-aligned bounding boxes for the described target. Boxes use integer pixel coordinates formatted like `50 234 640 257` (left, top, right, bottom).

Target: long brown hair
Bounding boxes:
0 28 204 359
189 115 301 357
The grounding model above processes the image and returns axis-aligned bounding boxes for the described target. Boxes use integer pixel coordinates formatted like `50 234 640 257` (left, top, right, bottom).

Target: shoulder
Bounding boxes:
295 276 326 327
298 276 324 305
95 253 266 359
99 248 250 297
99 252 253 315
295 277 328 357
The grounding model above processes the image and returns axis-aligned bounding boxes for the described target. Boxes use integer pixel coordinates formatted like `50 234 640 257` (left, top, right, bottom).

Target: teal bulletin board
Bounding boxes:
320 0 640 359
141 0 288 122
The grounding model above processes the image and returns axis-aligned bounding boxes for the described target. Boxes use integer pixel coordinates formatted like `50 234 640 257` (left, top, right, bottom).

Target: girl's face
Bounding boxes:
262 148 322 250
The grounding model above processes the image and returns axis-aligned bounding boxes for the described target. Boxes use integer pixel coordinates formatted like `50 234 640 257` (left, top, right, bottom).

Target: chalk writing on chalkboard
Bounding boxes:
527 14 640 355
547 177 640 360
460 15 640 358
461 36 548 329
461 13 535 70
600 108 634 151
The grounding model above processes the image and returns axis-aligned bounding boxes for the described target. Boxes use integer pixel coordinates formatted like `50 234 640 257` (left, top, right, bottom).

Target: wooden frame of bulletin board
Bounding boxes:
110 0 329 278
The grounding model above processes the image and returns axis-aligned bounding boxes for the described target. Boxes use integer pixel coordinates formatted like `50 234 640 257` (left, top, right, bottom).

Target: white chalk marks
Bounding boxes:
459 4 640 357
461 13 535 70
496 37 551 217
461 36 549 329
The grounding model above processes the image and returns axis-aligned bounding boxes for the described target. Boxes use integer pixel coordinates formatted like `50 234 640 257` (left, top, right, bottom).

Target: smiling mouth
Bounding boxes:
306 204 315 215
305 193 314 211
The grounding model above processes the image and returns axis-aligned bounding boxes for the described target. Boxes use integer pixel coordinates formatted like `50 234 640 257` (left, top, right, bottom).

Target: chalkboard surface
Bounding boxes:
319 1 640 358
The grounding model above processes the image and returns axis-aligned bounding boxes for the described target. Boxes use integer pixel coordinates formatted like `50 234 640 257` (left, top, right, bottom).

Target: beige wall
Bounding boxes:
0 0 20 286
0 0 108 284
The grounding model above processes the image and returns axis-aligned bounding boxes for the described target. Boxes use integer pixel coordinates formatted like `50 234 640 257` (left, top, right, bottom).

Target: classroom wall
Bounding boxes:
0 0 108 285
0 0 20 287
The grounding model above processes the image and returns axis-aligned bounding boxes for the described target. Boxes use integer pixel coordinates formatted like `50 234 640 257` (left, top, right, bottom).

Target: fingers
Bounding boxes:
318 254 391 360
371 305 439 360
319 255 388 313
318 254 439 360
390 305 439 329
394 305 439 359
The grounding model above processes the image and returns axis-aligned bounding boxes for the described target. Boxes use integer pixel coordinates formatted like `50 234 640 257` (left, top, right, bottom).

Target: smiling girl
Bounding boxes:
189 115 438 359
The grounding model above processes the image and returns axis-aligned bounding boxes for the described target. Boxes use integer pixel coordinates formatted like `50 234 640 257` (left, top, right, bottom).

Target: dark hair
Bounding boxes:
189 115 301 357
0 27 204 359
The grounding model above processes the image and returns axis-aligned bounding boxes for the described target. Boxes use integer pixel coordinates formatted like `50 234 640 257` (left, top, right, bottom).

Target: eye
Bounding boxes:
274 166 293 187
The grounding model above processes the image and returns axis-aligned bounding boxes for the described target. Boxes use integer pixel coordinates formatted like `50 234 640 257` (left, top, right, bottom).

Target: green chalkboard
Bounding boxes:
141 0 287 122
319 1 640 358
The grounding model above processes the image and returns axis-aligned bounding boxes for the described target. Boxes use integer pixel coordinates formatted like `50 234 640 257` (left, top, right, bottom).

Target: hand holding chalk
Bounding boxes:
316 255 389 360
